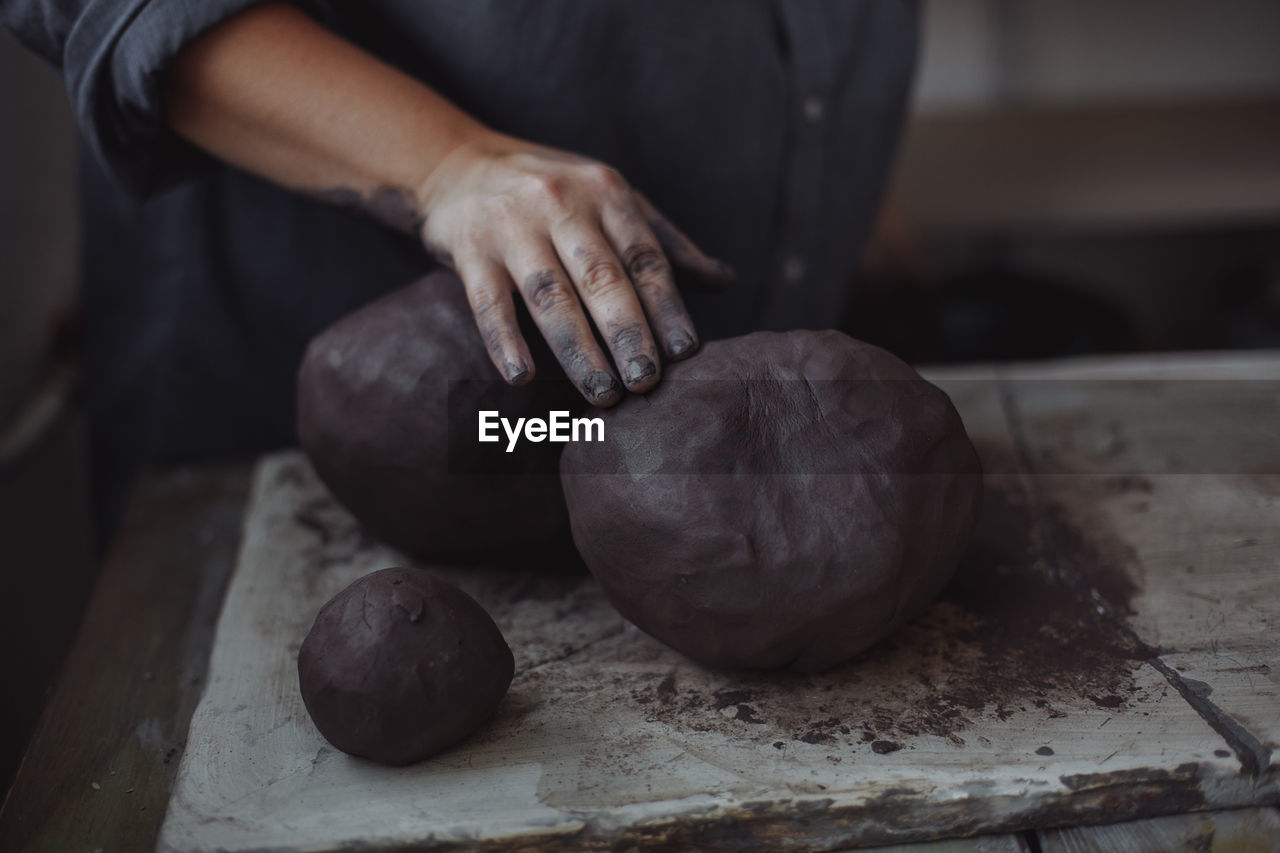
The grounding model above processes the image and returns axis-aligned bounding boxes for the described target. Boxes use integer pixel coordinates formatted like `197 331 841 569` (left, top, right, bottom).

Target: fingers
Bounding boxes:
455 256 534 385
600 204 700 361
438 152 731 399
634 193 736 292
552 225 663 392
505 244 624 407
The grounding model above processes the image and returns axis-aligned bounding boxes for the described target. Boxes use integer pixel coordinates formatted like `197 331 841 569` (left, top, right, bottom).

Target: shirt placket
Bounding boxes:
764 0 860 329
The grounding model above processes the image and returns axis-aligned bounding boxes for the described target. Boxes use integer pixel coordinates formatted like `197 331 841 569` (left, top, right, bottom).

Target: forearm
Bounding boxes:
165 2 731 404
166 2 491 234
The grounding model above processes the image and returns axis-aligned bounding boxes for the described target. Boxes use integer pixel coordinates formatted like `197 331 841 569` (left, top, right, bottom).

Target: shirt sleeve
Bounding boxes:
2 0 330 196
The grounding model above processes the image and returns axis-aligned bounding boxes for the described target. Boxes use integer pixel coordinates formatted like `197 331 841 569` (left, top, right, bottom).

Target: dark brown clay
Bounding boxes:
560 330 983 673
297 567 514 765
296 270 579 562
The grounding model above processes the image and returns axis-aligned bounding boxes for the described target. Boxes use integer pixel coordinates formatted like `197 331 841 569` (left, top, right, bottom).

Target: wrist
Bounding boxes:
414 127 514 219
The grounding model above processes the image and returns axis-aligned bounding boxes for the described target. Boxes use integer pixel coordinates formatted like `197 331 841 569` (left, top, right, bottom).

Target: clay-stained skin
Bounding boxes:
310 185 423 236
297 567 514 765
518 268 624 406
560 330 984 673
296 271 582 562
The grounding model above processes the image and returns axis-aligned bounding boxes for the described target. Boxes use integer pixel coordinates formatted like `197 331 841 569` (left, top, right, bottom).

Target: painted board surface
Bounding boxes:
159 354 1280 851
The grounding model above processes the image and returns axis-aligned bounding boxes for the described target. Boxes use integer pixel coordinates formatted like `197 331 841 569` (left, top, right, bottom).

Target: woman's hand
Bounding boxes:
419 135 733 406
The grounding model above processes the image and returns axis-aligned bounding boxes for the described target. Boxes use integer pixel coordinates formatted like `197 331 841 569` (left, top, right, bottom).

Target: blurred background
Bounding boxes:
849 0 1280 361
3 0 1280 788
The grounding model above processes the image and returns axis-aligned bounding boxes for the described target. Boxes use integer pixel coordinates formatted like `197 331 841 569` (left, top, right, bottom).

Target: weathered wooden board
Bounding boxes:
1038 805 1280 852
159 354 1280 852
1000 354 1280 786
853 834 1029 853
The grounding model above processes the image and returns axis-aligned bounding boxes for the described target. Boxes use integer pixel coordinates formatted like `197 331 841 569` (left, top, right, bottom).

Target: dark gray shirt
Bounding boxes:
3 0 917 521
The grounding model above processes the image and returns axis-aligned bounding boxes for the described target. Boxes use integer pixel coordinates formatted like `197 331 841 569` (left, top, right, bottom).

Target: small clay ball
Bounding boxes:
560 330 983 673
297 567 514 765
296 271 580 562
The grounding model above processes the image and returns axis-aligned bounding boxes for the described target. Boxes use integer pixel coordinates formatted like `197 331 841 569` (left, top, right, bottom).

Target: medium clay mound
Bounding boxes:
297 567 514 765
297 270 580 562
560 330 983 673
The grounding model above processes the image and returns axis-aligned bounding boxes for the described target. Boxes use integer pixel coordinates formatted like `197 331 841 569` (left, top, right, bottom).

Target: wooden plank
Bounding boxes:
1000 353 1280 784
158 449 1260 852
1038 806 1280 852
850 833 1030 852
1157 649 1280 779
0 464 253 852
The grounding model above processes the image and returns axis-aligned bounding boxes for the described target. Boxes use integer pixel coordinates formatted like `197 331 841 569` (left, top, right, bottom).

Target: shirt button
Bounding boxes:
783 256 806 285
802 95 825 123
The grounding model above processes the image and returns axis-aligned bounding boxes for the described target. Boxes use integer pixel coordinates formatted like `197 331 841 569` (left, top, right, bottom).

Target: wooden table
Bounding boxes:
3 351 1280 852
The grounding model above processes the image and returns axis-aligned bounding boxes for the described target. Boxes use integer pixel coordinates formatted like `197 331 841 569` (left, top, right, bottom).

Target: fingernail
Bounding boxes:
624 356 657 385
668 330 697 359
713 260 736 280
582 370 621 404
505 360 529 383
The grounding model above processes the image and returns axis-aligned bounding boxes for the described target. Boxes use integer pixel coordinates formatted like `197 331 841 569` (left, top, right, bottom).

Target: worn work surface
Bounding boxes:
159 353 1280 852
